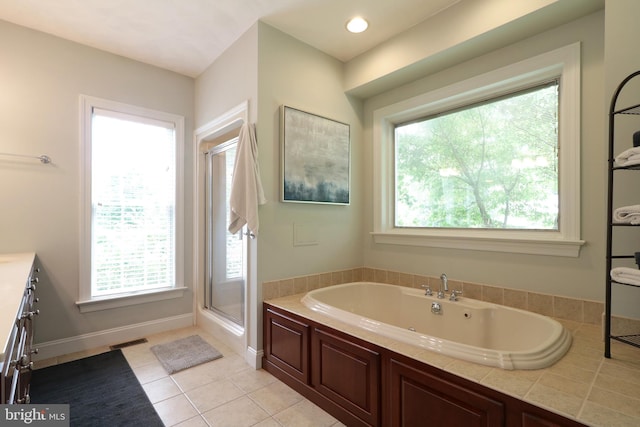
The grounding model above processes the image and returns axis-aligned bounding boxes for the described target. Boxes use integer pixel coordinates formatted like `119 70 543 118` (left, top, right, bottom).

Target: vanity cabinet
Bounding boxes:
1 254 40 404
263 303 586 427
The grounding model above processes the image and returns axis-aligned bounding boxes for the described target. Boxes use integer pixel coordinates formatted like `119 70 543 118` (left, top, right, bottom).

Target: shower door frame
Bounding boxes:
204 138 246 327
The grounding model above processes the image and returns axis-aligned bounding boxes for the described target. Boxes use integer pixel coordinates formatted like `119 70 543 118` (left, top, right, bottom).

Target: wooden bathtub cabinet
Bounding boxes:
312 328 380 426
263 307 310 384
389 357 504 426
263 303 586 427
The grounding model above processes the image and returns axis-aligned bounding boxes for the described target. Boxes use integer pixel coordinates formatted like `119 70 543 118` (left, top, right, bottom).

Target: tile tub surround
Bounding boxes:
266 293 640 427
262 267 640 331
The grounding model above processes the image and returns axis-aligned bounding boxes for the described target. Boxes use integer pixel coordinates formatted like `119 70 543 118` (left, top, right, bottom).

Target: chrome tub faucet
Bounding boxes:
438 273 448 299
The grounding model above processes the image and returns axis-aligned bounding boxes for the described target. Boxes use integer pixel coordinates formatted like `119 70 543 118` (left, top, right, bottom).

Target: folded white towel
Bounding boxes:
615 146 640 167
611 267 640 286
228 123 267 236
613 205 640 224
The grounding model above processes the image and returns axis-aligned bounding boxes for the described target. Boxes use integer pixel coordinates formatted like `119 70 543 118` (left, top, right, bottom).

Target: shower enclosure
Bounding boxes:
204 138 245 327
194 101 260 367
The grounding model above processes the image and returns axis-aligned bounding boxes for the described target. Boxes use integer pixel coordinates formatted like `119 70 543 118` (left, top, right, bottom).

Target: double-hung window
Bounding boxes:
372 43 584 256
78 96 185 312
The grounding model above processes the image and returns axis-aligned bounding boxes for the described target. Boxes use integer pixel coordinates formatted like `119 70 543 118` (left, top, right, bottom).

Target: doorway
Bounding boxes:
194 101 258 366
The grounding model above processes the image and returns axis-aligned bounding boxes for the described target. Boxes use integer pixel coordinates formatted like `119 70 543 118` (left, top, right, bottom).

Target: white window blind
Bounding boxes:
90 108 177 297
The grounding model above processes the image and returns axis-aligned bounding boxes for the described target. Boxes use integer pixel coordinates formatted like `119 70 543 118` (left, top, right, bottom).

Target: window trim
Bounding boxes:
77 95 186 310
372 43 584 257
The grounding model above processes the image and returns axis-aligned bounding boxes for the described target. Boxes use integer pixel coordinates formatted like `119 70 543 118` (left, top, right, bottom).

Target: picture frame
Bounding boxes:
280 105 350 205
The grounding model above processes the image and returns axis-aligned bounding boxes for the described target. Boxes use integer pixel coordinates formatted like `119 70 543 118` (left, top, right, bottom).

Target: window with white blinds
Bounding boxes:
79 96 184 303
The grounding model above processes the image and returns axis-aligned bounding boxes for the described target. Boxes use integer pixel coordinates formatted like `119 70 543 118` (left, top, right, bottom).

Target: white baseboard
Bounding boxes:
33 313 194 361
246 346 263 369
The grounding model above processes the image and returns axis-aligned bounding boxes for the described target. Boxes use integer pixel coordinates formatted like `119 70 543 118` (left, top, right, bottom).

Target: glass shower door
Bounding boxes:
204 139 245 327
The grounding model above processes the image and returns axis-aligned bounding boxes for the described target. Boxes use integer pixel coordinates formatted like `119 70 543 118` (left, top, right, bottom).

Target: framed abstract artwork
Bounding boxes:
280 106 350 205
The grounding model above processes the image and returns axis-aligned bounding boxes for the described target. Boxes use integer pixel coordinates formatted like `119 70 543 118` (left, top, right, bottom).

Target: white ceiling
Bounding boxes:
0 0 460 77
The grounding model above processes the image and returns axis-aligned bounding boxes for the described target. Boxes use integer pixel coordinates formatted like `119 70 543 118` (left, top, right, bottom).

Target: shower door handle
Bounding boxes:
244 230 256 239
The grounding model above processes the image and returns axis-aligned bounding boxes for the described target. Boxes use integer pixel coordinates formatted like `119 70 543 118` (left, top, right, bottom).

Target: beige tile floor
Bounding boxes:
36 326 346 427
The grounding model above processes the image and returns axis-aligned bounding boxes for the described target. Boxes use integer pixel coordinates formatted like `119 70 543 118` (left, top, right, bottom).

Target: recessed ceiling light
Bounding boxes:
346 17 368 33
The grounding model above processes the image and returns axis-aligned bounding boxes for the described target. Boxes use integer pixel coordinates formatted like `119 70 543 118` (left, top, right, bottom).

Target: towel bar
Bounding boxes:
0 152 51 163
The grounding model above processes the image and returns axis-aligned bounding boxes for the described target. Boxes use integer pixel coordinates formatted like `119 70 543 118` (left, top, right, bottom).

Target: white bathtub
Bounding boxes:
301 282 572 370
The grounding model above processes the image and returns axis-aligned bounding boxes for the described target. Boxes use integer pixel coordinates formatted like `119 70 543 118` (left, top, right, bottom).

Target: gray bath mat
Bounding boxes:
151 335 223 374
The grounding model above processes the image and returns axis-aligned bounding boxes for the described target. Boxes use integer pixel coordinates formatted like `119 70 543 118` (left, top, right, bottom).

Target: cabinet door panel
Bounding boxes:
522 412 563 427
312 328 380 426
516 407 586 427
264 308 310 384
389 358 504 427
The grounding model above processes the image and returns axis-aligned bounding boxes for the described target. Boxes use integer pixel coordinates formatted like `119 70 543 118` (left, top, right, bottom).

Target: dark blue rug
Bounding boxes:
30 350 163 427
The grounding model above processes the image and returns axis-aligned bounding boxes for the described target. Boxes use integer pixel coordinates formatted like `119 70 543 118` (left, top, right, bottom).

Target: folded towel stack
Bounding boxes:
615 146 640 167
611 267 640 286
613 204 640 224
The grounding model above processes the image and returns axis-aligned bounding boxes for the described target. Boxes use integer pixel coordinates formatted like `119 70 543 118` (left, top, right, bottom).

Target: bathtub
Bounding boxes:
301 282 572 370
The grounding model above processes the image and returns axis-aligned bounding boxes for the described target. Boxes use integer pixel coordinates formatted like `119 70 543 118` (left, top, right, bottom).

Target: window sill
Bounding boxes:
76 286 188 313
371 230 585 257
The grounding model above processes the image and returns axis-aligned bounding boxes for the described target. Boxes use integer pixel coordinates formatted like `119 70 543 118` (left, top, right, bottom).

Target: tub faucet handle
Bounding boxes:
420 284 432 296
449 290 462 301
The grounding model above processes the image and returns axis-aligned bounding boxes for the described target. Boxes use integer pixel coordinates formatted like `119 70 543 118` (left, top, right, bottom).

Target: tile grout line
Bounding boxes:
173 367 290 426
575 355 604 421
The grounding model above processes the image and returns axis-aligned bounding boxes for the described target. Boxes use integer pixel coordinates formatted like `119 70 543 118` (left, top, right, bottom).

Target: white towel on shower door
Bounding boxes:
613 205 640 225
228 122 267 236
611 267 640 286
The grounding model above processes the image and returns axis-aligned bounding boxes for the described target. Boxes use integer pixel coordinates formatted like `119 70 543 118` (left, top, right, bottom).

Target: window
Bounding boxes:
372 43 584 256
78 96 185 312
395 81 559 230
